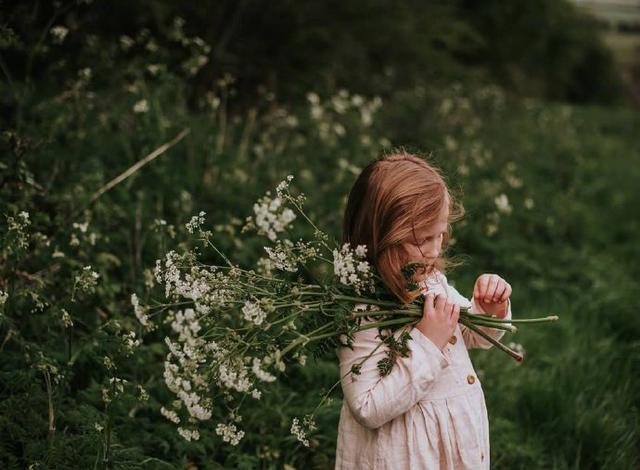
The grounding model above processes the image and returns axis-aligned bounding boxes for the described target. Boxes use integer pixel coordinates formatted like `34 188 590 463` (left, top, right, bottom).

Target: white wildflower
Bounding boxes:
122 331 142 355
160 406 180 424
249 190 296 241
131 293 150 327
290 416 314 447
72 221 89 233
264 240 298 272
216 423 245 446
242 300 267 326
218 362 252 393
251 357 276 382
275 175 294 198
332 243 374 294
133 99 149 114
177 427 200 441
0 290 8 307
494 194 512 214
50 25 69 44
186 211 206 234
61 309 73 328
251 389 262 399
74 266 99 294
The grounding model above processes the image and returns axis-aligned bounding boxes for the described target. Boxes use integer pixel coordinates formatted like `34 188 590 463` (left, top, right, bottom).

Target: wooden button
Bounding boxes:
467 374 475 384
448 335 457 345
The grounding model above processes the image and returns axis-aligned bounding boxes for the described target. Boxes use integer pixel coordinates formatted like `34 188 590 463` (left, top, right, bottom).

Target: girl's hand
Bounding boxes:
473 274 511 318
416 293 460 351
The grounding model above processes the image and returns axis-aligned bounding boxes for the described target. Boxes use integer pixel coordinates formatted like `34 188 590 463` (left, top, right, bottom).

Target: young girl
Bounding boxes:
335 151 513 469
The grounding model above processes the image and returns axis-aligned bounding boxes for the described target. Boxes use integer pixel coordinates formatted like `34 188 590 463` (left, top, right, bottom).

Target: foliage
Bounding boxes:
0 2 638 468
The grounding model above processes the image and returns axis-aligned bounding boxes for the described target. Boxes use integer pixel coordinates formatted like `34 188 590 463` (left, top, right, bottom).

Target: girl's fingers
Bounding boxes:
484 275 498 301
474 276 489 300
499 283 512 302
451 304 460 323
493 282 507 302
424 293 435 316
434 294 447 316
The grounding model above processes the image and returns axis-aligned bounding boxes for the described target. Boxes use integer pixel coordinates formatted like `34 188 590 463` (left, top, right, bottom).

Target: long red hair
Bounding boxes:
342 149 464 304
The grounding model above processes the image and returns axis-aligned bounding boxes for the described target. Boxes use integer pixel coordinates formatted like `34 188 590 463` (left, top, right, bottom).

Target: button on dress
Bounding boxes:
334 271 512 469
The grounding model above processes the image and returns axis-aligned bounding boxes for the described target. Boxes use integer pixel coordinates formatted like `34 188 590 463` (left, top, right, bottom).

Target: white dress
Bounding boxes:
334 271 512 469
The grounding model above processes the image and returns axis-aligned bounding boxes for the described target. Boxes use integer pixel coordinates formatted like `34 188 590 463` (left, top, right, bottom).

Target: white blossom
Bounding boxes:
177 427 200 441
160 406 180 424
251 357 276 382
242 300 267 326
332 243 374 294
248 188 296 241
494 194 512 214
61 309 73 328
133 99 149 114
186 211 206 234
50 25 69 44
131 293 150 326
216 423 245 446
290 416 316 447
264 240 298 272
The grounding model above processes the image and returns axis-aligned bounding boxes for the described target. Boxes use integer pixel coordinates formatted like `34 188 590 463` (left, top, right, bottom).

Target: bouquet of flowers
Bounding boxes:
131 176 558 446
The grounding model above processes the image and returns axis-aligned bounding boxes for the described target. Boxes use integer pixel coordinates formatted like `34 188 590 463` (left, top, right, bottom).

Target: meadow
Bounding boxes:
1 3 640 469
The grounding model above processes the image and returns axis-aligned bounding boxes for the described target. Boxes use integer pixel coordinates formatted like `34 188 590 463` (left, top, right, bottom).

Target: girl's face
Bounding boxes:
402 202 449 272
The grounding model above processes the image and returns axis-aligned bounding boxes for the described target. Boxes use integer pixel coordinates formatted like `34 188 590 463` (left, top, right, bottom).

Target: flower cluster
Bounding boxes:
216 423 245 446
332 243 375 294
244 183 296 241
186 211 206 234
242 300 267 326
290 415 317 447
131 293 151 327
73 266 100 296
264 240 298 272
154 250 238 312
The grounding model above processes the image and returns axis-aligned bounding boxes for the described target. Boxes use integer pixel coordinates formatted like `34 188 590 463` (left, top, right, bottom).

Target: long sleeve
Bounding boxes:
337 319 451 430
434 273 513 350
457 291 512 350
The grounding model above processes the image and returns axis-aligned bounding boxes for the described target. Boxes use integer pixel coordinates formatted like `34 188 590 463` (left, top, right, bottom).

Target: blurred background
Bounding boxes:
1 1 639 468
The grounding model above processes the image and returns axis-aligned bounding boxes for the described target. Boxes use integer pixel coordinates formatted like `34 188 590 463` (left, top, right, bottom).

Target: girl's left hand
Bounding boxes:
473 274 511 318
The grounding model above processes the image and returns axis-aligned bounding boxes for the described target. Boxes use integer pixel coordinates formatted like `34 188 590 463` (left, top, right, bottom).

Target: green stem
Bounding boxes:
465 314 559 324
459 318 523 362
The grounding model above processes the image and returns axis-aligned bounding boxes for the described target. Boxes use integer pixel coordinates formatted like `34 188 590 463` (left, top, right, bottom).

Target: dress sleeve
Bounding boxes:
434 273 513 350
337 316 451 430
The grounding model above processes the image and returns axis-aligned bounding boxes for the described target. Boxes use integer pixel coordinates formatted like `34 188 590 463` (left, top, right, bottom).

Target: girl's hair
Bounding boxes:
342 149 464 304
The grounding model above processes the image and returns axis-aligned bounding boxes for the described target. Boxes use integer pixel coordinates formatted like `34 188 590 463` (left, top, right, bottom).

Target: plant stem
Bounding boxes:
459 318 524 362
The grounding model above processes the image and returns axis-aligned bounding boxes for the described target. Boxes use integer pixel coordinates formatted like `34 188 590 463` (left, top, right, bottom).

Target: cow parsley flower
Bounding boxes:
494 194 512 214
247 189 296 241
131 293 150 326
177 427 200 441
251 357 276 382
216 422 245 446
290 416 317 447
186 211 206 234
264 240 298 272
160 406 180 424
332 243 374 294
242 300 267 326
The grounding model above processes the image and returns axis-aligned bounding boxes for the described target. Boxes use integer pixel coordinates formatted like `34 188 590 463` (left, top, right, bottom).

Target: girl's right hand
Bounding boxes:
416 293 460 351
